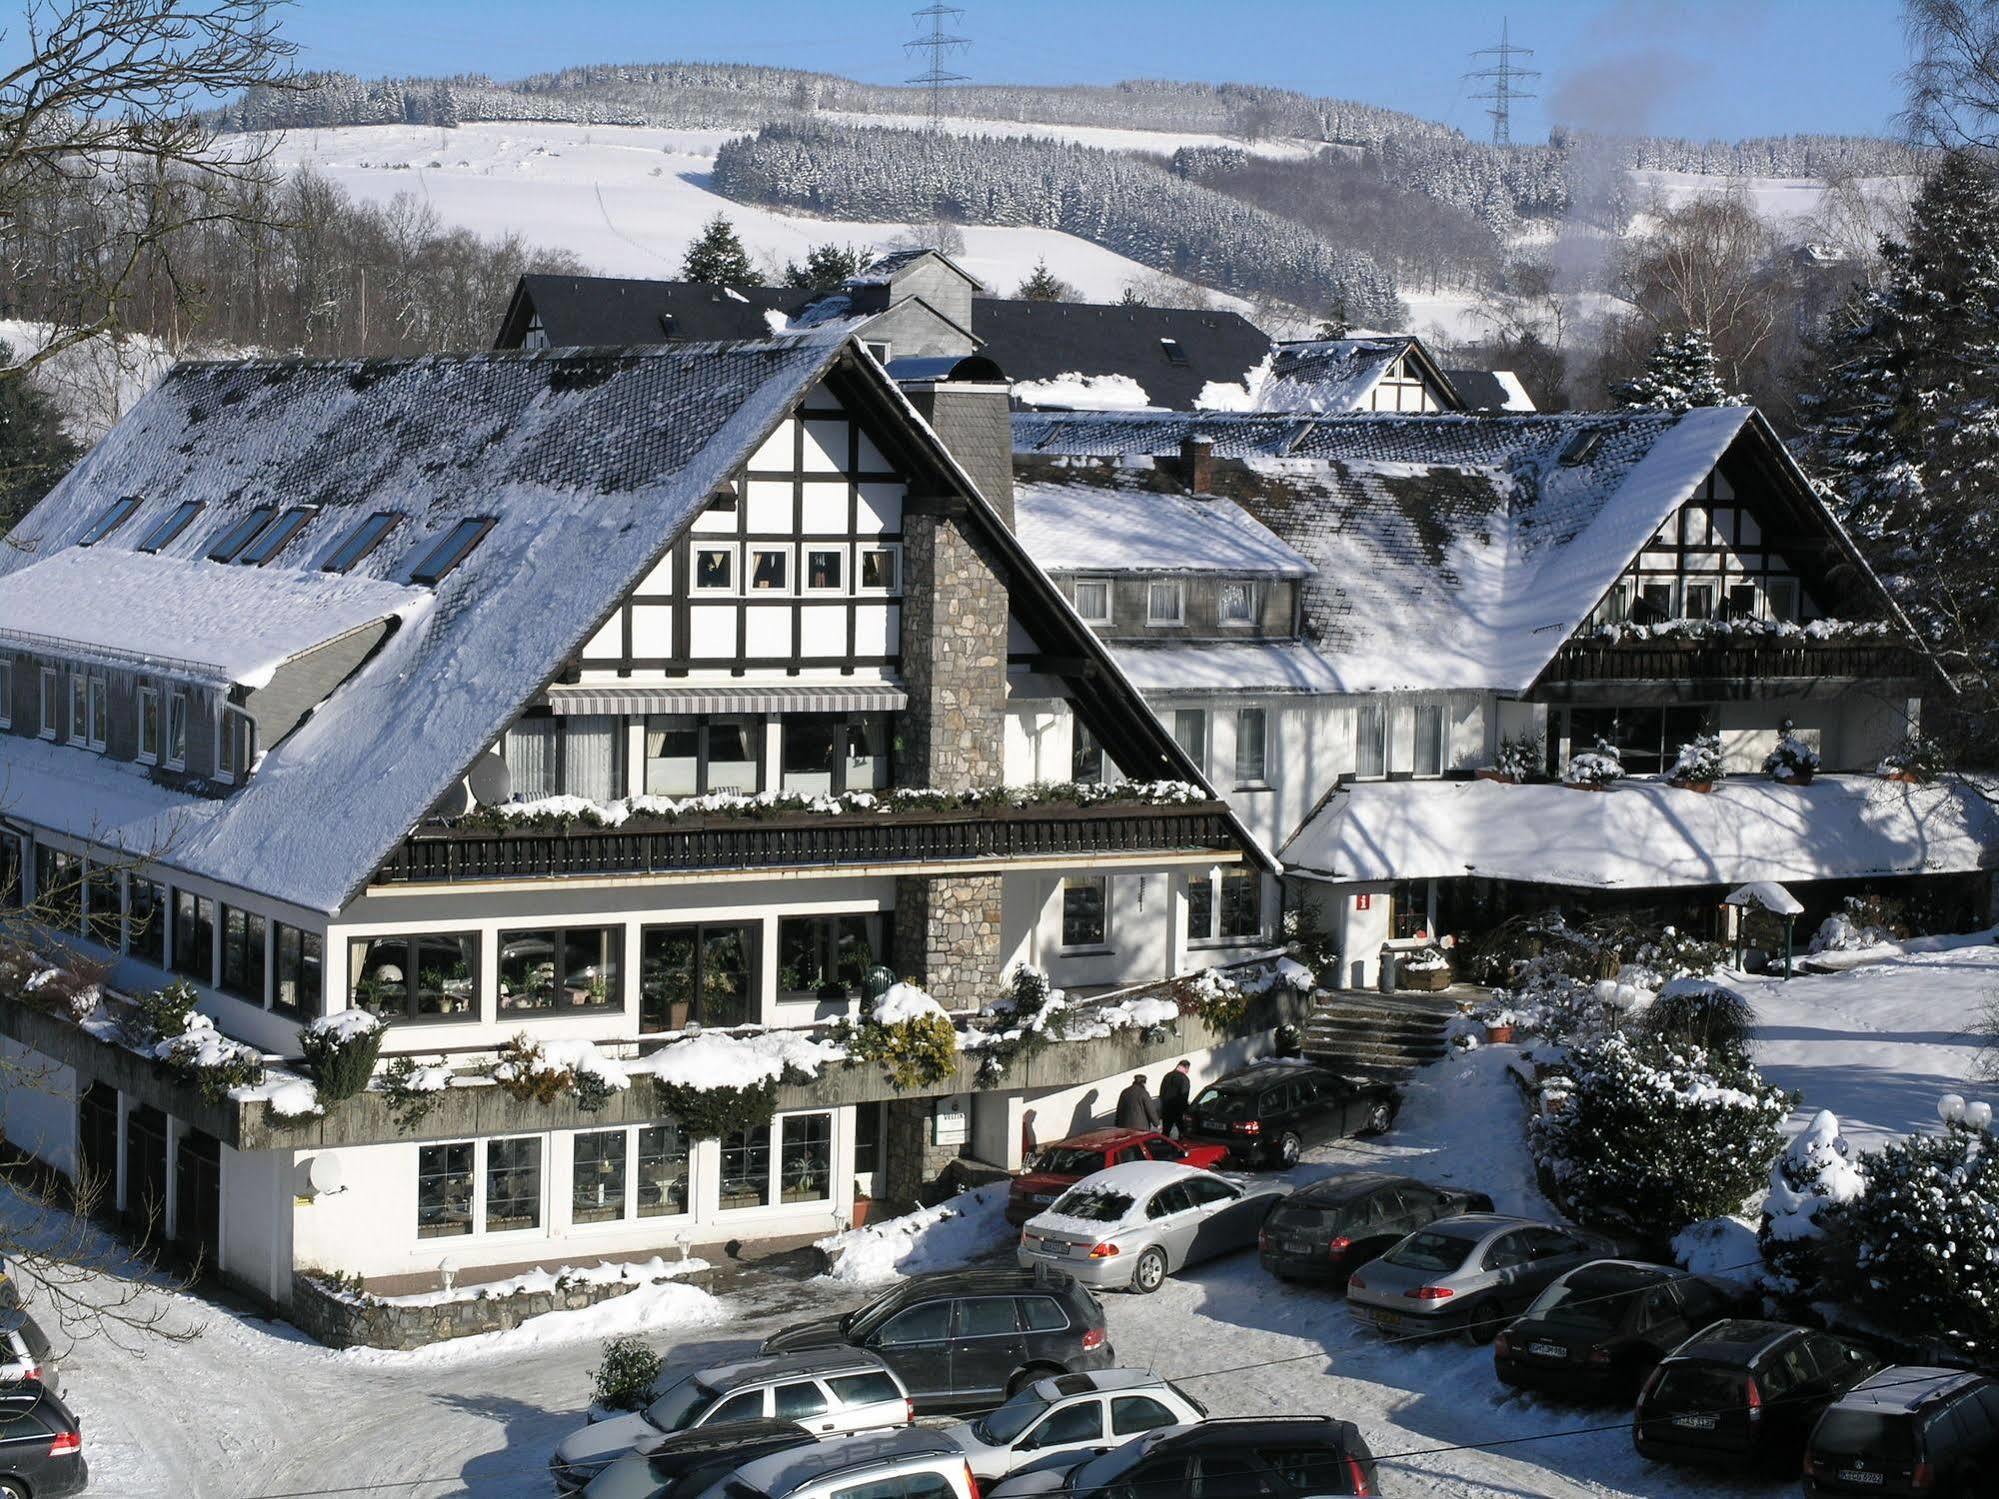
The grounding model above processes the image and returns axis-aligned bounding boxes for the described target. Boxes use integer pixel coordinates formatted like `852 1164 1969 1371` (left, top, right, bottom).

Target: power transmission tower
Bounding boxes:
905 4 970 130
1465 17 1538 145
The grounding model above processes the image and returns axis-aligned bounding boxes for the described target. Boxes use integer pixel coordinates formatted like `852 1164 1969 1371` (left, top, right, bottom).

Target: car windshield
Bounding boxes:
645 1377 715 1431
976 1387 1055 1445
845 1286 906 1333
1526 1280 1635 1331
1813 1409 1916 1460
1383 1230 1480 1273
1068 1437 1150 1494
1192 1088 1252 1120
591 1453 687 1499
1051 1188 1135 1223
1030 1147 1107 1175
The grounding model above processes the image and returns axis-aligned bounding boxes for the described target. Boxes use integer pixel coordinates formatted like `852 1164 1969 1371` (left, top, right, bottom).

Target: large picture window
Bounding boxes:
638 1122 691 1217
128 878 166 964
499 927 622 1012
416 1142 474 1239
1355 705 1387 778
778 913 891 1002
36 846 81 935
1220 871 1262 940
485 1138 541 1233
274 924 323 1018
781 1113 833 1203
220 906 266 1002
502 715 622 801
84 863 120 948
643 715 762 797
780 714 893 796
719 1124 772 1210
1173 710 1208 779
1062 877 1108 949
640 923 755 1032
1234 708 1267 785
572 1130 627 1225
348 932 479 1023
172 889 215 979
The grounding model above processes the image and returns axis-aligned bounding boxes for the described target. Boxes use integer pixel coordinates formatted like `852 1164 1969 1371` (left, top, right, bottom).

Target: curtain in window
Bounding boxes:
563 715 619 800
504 720 559 799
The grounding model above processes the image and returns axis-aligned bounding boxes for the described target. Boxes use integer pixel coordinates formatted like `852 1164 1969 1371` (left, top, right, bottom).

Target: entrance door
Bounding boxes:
75 1083 120 1221
124 1105 169 1243
174 1129 222 1269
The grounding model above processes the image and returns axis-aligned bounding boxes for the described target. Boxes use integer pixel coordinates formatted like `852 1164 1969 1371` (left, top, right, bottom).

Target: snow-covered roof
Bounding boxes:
1014 406 1797 693
1112 641 1344 696
0 337 850 914
1725 881 1806 916
0 550 428 688
1015 478 1313 577
1254 336 1433 414
1282 775 1999 888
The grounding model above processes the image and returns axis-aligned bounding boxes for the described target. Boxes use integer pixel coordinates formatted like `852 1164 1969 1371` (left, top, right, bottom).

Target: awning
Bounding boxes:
546 682 909 716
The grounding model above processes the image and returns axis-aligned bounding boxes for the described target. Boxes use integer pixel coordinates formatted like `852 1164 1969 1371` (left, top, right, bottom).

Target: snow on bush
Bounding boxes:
817 1184 1013 1286
1668 732 1726 785
1562 740 1624 789
1530 1033 1792 1243
1759 1109 1865 1297
592 1335 662 1413
298 1008 384 1105
843 984 961 1089
872 982 946 1025
1809 895 1911 955
1492 731 1543 781
1181 966 1247 1028
492 1034 635 1112
644 1027 841 1092
1640 978 1757 1071
1672 1215 1764 1290
1876 734 1944 782
1762 731 1821 783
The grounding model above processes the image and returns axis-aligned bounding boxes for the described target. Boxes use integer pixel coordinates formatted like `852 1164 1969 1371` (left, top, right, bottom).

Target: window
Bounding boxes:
805 548 845 592
137 500 204 553
322 512 401 573
637 1121 691 1217
499 926 621 1012
84 863 120 948
572 1130 627 1225
692 545 736 592
1072 719 1104 784
1767 577 1798 622
643 715 762 797
781 713 893 795
1355 704 1386 778
67 673 86 745
166 691 188 769
85 677 107 751
1682 581 1716 620
1159 337 1189 365
780 1113 833 1203
35 846 81 934
410 517 494 584
207 506 277 562
708 1391 764 1424
1020 1296 1069 1332
1234 708 1266 785
348 932 479 1023
172 890 215 980
1062 876 1108 949
485 1138 541 1232
273 924 322 1017
220 906 267 1003
954 1295 1021 1340
136 686 159 764
828 1372 900 1408
1146 580 1184 625
641 923 756 1031
1186 870 1215 943
1414 704 1444 778
774 1381 830 1422
1112 1396 1178 1436
720 1124 771 1209
502 715 621 801
1219 581 1257 625
1220 871 1262 940
858 546 900 592
0 837 18 910
216 706 254 782
862 340 892 363
1072 578 1111 624
37 668 55 739
236 507 315 565
1727 583 1759 621
128 878 166 964
877 1303 951 1346
749 546 790 592
1026 1402 1105 1449
79 496 141 546
416 1142 474 1239
854 1102 884 1191
778 913 891 1003
1173 709 1208 778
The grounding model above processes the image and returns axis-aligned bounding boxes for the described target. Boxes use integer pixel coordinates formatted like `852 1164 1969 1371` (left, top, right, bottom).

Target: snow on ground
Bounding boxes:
815 1182 1013 1286
817 112 1322 162
1626 169 1913 232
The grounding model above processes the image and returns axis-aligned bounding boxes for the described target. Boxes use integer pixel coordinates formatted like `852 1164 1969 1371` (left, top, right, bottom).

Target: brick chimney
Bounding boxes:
1181 435 1216 494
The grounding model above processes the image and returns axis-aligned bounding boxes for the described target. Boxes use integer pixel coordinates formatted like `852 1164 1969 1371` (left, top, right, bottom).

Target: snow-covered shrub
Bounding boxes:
1762 731 1821 782
1819 1120 1999 1363
1809 894 1910 955
1877 735 1944 783
1493 731 1544 782
492 1034 573 1105
0 941 102 1021
132 978 199 1045
1629 926 1730 982
1562 739 1624 789
1530 1034 1792 1243
1180 966 1247 1029
155 1013 267 1104
380 1054 452 1135
971 965 1073 1085
592 1335 662 1413
838 982 961 1089
1638 978 1757 1071
1667 732 1726 786
298 1010 383 1105
1759 1109 1865 1298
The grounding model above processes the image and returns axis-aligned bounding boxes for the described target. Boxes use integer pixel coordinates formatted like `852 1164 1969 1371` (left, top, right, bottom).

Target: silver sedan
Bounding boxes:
1016 1161 1283 1293
1345 1214 1620 1342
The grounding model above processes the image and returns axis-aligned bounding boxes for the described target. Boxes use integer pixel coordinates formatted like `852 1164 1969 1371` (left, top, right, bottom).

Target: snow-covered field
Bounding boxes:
1626 169 1913 232
816 112 1322 162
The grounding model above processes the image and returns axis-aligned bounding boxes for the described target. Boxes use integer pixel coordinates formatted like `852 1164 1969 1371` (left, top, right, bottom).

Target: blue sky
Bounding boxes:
281 0 1911 142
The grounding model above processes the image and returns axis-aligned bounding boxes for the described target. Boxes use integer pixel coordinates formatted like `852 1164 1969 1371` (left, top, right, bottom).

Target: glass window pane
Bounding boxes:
705 718 762 793
644 716 700 797
85 864 120 948
780 1113 832 1203
221 907 266 1002
499 930 559 1011
700 925 755 1027
1221 873 1261 940
411 517 492 584
694 547 734 590
1234 708 1266 784
324 512 398 573
167 693 188 765
637 1121 690 1217
1062 878 1107 948
720 1125 772 1209
1147 581 1182 622
504 719 560 800
1219 582 1253 623
640 926 696 1032
485 1138 541 1232
172 889 213 977
138 500 203 553
1186 872 1215 942
1073 580 1110 622
129 879 166 964
1415 705 1443 778
417 1142 474 1239
572 1130 627 1224
1072 720 1103 784
1173 710 1207 778
564 927 620 1010
846 715 892 791
859 548 899 591
413 934 478 1020
350 937 409 1018
806 549 844 591
1356 705 1386 777
750 548 790 591
562 716 620 801
782 716 841 795
778 914 884 1001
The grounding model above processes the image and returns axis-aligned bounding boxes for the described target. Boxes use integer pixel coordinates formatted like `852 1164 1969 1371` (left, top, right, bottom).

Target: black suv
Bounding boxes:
0 1380 87 1498
578 1418 818 1499
1260 1172 1493 1285
988 1416 1379 1499
1182 1063 1400 1168
1633 1320 1882 1473
1805 1366 1999 1497
761 1270 1112 1413
1496 1260 1742 1399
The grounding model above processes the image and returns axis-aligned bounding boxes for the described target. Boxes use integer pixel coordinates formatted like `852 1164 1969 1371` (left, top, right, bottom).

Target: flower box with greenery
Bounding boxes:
1398 946 1453 992
1876 734 1943 785
1561 739 1624 791
1666 732 1726 791
833 982 961 1089
1762 726 1821 785
1480 731 1544 785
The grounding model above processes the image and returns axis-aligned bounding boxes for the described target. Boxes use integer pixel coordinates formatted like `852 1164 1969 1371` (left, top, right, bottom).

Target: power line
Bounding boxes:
904 4 970 131
1464 16 1539 146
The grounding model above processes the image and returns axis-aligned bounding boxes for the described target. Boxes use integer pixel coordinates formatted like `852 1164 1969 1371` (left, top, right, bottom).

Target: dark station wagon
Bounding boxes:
1805 1366 1999 1498
1495 1260 1742 1399
1182 1063 1399 1169
1259 1172 1493 1286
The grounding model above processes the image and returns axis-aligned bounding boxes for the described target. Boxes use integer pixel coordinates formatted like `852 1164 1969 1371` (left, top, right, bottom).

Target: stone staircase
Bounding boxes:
1301 988 1470 1081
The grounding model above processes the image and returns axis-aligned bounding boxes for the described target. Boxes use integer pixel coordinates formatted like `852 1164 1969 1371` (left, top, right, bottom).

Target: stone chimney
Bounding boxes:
1181 435 1216 494
902 378 1015 529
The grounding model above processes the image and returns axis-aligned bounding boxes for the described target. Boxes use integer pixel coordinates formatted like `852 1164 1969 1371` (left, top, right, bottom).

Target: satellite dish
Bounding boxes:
306 1155 344 1196
429 779 472 820
467 752 512 807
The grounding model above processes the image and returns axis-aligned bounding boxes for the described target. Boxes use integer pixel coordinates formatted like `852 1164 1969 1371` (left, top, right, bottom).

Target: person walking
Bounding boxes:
1115 1072 1160 1131
1159 1059 1192 1137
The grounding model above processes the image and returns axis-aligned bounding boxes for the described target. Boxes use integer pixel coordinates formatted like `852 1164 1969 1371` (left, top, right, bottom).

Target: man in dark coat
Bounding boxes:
1115 1073 1160 1131
1159 1059 1192 1137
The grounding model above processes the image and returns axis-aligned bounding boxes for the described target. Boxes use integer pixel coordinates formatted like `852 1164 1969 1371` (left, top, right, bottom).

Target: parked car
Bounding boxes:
1006 1131 1230 1226
1632 1320 1882 1474
558 1351 908 1493
986 1416 1379 1499
761 1270 1113 1412
1804 1366 1999 1497
1345 1215 1619 1342
938 1369 1207 1480
689 1428 979 1499
0 1310 58 1399
1181 1062 1399 1168
1258 1172 1494 1286
0 1380 86 1498
1494 1260 1743 1399
1017 1162 1283 1294
578 1419 817 1499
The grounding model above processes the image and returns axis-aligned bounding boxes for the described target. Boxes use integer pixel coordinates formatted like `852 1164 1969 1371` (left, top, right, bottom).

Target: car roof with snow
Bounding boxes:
731 1428 959 1493
1837 1367 1988 1412
1063 1160 1224 1198
693 1348 892 1387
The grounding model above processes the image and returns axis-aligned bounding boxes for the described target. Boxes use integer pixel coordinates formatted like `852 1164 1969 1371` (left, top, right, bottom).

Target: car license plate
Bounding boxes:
1837 1472 1883 1487
1671 1413 1717 1430
1281 1238 1314 1254
1363 1308 1402 1329
1528 1342 1566 1359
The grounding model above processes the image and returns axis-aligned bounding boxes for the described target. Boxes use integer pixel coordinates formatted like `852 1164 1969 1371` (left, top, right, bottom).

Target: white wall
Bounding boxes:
0 1039 75 1178
221 1144 293 1304
1014 1030 1275 1169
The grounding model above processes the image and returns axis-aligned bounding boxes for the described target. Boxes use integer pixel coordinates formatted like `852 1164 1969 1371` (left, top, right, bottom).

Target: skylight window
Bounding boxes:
1559 430 1606 467
207 506 278 562
1160 338 1189 366
410 517 495 585
322 511 402 574
137 500 204 553
237 507 316 566
79 496 141 546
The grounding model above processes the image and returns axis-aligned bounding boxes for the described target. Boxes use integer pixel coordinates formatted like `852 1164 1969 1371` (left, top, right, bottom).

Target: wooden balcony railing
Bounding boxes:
1542 636 1922 687
374 800 1240 885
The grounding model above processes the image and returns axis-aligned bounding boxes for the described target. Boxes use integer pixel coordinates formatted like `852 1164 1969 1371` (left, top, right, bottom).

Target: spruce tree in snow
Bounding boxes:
0 343 80 535
1613 328 1743 411
782 243 869 290
1015 260 1072 302
1758 1108 1864 1300
681 215 764 289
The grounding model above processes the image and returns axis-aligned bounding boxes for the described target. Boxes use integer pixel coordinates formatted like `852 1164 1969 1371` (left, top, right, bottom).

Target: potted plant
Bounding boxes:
1479 731 1543 785
1398 946 1453 992
1480 1007 1522 1044
1667 732 1726 792
1763 722 1821 786
1562 739 1624 792
1877 735 1941 785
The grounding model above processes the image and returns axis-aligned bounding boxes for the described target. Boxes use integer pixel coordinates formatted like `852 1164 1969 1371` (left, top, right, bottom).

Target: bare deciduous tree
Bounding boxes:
1903 0 1999 150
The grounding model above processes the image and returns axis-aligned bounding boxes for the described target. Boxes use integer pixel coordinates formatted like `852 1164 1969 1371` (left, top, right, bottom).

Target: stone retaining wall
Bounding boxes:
289 1265 717 1351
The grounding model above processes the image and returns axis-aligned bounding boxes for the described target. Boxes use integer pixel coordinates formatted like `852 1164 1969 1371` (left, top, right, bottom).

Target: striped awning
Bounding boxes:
546 682 910 716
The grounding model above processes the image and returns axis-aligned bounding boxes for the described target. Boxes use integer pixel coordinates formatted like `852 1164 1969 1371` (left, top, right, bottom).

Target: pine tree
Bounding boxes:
0 348 81 536
1015 260 1072 302
681 215 764 289
1613 328 1744 411
1118 285 1146 307
782 243 869 291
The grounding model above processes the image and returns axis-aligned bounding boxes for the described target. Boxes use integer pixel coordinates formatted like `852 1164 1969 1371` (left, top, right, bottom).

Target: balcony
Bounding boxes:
373 797 1242 886
1536 634 1927 703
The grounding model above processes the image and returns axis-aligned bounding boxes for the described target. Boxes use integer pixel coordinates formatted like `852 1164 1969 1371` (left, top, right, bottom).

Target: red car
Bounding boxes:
1005 1129 1231 1225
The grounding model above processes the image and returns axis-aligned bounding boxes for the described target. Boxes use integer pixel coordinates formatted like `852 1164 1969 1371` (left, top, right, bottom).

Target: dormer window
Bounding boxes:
410 517 494 585
1160 338 1189 366
137 686 160 764
86 677 106 752
137 500 203 553
37 668 56 740
236 506 316 566
66 674 86 746
208 506 277 562
322 511 401 574
1219 581 1258 625
79 497 140 546
1073 578 1111 624
166 690 188 770
216 704 254 783
1146 580 1185 626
